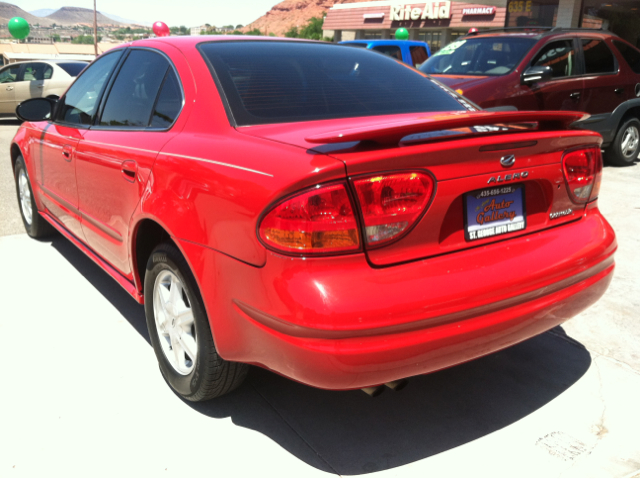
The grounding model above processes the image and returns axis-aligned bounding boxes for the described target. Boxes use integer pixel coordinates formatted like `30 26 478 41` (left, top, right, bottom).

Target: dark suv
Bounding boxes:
419 28 640 166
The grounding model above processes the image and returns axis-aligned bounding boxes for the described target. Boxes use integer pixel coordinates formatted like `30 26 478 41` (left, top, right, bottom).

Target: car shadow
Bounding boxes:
48 234 592 476
0 119 22 126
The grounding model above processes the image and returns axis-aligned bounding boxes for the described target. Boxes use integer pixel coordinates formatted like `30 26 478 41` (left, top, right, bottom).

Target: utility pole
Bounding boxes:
93 0 98 56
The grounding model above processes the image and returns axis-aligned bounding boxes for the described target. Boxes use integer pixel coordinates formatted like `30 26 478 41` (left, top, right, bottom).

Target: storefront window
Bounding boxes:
363 30 382 39
581 0 640 48
419 31 442 53
505 0 558 27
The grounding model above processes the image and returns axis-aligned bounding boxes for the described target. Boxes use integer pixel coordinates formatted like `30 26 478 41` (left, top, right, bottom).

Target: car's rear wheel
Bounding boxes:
606 117 640 166
14 156 55 238
144 242 248 401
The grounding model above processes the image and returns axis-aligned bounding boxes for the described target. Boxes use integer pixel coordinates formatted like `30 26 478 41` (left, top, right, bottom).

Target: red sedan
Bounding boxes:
11 36 616 400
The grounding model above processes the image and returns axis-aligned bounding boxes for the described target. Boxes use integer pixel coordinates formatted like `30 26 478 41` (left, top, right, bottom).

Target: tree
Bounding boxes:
284 26 299 38
245 28 263 36
231 30 244 35
235 24 243 29
50 33 61 42
298 16 324 40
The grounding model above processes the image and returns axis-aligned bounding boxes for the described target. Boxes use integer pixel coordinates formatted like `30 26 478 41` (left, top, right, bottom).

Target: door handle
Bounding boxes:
570 92 581 100
5 86 13 91
615 88 624 94
121 160 137 182
37 85 44 88
62 145 73 161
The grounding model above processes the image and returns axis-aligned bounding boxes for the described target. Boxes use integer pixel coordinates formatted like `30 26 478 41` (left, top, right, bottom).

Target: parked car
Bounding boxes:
419 28 640 166
340 39 431 67
12 37 616 401
0 60 87 118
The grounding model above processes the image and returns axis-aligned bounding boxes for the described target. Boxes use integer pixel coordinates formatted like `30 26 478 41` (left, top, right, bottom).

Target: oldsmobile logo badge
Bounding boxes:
487 171 529 184
500 154 516 167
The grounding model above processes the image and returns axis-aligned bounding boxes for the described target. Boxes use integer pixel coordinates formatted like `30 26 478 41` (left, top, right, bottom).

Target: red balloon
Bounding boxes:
153 21 170 37
468 27 478 34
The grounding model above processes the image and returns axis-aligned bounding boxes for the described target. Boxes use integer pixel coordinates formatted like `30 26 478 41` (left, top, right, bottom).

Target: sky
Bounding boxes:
14 0 281 27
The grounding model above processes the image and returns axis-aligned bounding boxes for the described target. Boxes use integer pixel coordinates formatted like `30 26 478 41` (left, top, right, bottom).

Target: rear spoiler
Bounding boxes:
305 111 589 145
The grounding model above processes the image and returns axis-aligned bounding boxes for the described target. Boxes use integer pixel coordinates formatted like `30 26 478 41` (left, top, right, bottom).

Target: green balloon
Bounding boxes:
395 28 409 41
8 17 30 40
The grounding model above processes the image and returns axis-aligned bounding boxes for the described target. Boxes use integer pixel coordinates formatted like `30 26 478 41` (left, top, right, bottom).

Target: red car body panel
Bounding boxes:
11 36 617 390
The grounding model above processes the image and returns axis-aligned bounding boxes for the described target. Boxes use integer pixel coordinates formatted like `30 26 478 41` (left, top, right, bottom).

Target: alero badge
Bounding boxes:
500 155 516 167
487 171 529 184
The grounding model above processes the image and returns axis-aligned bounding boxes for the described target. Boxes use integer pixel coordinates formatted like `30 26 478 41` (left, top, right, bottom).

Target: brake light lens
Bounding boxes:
352 172 434 246
562 147 602 204
259 183 360 255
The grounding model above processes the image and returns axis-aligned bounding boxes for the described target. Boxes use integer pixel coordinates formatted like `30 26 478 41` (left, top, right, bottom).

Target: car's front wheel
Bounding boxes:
14 156 55 238
144 242 248 401
606 117 640 166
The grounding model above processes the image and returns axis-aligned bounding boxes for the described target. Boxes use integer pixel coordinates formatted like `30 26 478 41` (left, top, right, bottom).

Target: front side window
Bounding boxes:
581 39 616 74
0 65 20 84
99 50 172 127
612 40 640 74
57 50 123 126
531 40 577 78
420 37 536 75
200 41 466 126
410 46 429 68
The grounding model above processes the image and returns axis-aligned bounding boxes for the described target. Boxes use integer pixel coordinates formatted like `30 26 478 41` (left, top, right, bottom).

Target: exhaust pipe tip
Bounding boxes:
385 379 408 391
361 385 385 397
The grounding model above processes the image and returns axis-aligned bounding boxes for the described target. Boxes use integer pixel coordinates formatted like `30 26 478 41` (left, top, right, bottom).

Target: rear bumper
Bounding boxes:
178 205 616 390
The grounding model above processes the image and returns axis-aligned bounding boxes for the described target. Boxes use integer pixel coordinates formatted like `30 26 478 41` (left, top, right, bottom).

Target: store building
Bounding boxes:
323 1 507 52
323 0 640 51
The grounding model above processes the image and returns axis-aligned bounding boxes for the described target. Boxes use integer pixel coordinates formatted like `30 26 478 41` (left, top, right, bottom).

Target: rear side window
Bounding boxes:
200 41 466 126
410 46 429 67
100 50 170 127
23 63 53 81
150 69 183 128
581 39 616 74
532 40 577 78
613 40 640 74
372 45 403 61
57 62 88 77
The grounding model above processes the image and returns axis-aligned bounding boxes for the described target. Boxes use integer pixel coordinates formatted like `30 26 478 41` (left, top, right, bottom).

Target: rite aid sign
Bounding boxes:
391 2 452 21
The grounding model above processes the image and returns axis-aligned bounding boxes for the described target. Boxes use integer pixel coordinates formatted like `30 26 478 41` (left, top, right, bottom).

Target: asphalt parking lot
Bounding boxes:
1 119 639 477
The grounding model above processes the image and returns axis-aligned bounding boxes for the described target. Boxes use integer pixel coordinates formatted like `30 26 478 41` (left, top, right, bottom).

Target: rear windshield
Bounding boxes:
199 41 466 126
419 37 536 76
57 62 88 77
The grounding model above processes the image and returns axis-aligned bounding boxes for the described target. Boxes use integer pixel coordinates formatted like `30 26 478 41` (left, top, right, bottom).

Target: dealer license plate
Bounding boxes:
464 185 526 241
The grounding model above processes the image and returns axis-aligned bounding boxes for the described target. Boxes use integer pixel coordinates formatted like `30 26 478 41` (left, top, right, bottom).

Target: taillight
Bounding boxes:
562 147 602 204
259 183 360 255
352 172 434 246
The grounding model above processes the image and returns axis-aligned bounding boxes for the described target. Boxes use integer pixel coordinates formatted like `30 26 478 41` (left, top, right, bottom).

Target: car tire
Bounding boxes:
14 156 56 238
144 242 248 401
606 117 640 166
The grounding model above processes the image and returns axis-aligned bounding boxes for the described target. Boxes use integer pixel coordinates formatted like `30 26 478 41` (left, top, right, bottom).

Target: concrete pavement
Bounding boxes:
1 121 639 477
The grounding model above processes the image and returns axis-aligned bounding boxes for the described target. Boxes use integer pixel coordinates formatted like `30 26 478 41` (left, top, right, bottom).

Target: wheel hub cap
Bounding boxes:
153 271 197 375
621 125 639 159
18 170 33 226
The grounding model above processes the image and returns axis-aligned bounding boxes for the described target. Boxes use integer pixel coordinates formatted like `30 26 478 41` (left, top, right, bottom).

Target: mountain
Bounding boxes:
102 13 149 26
241 0 371 37
29 8 57 17
0 2 54 26
44 6 122 26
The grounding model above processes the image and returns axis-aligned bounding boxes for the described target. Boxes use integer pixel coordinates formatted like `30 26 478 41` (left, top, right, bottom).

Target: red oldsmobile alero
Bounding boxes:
11 36 616 400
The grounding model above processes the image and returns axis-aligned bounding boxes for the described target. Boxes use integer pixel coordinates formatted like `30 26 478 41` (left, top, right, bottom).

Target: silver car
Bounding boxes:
0 60 87 118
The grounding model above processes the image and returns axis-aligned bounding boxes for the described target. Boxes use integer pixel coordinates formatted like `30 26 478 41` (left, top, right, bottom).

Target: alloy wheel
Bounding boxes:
18 169 33 226
621 125 639 159
153 270 198 375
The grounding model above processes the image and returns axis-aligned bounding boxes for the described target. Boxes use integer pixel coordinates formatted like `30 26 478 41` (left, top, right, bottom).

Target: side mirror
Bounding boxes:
521 66 553 85
16 97 56 122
